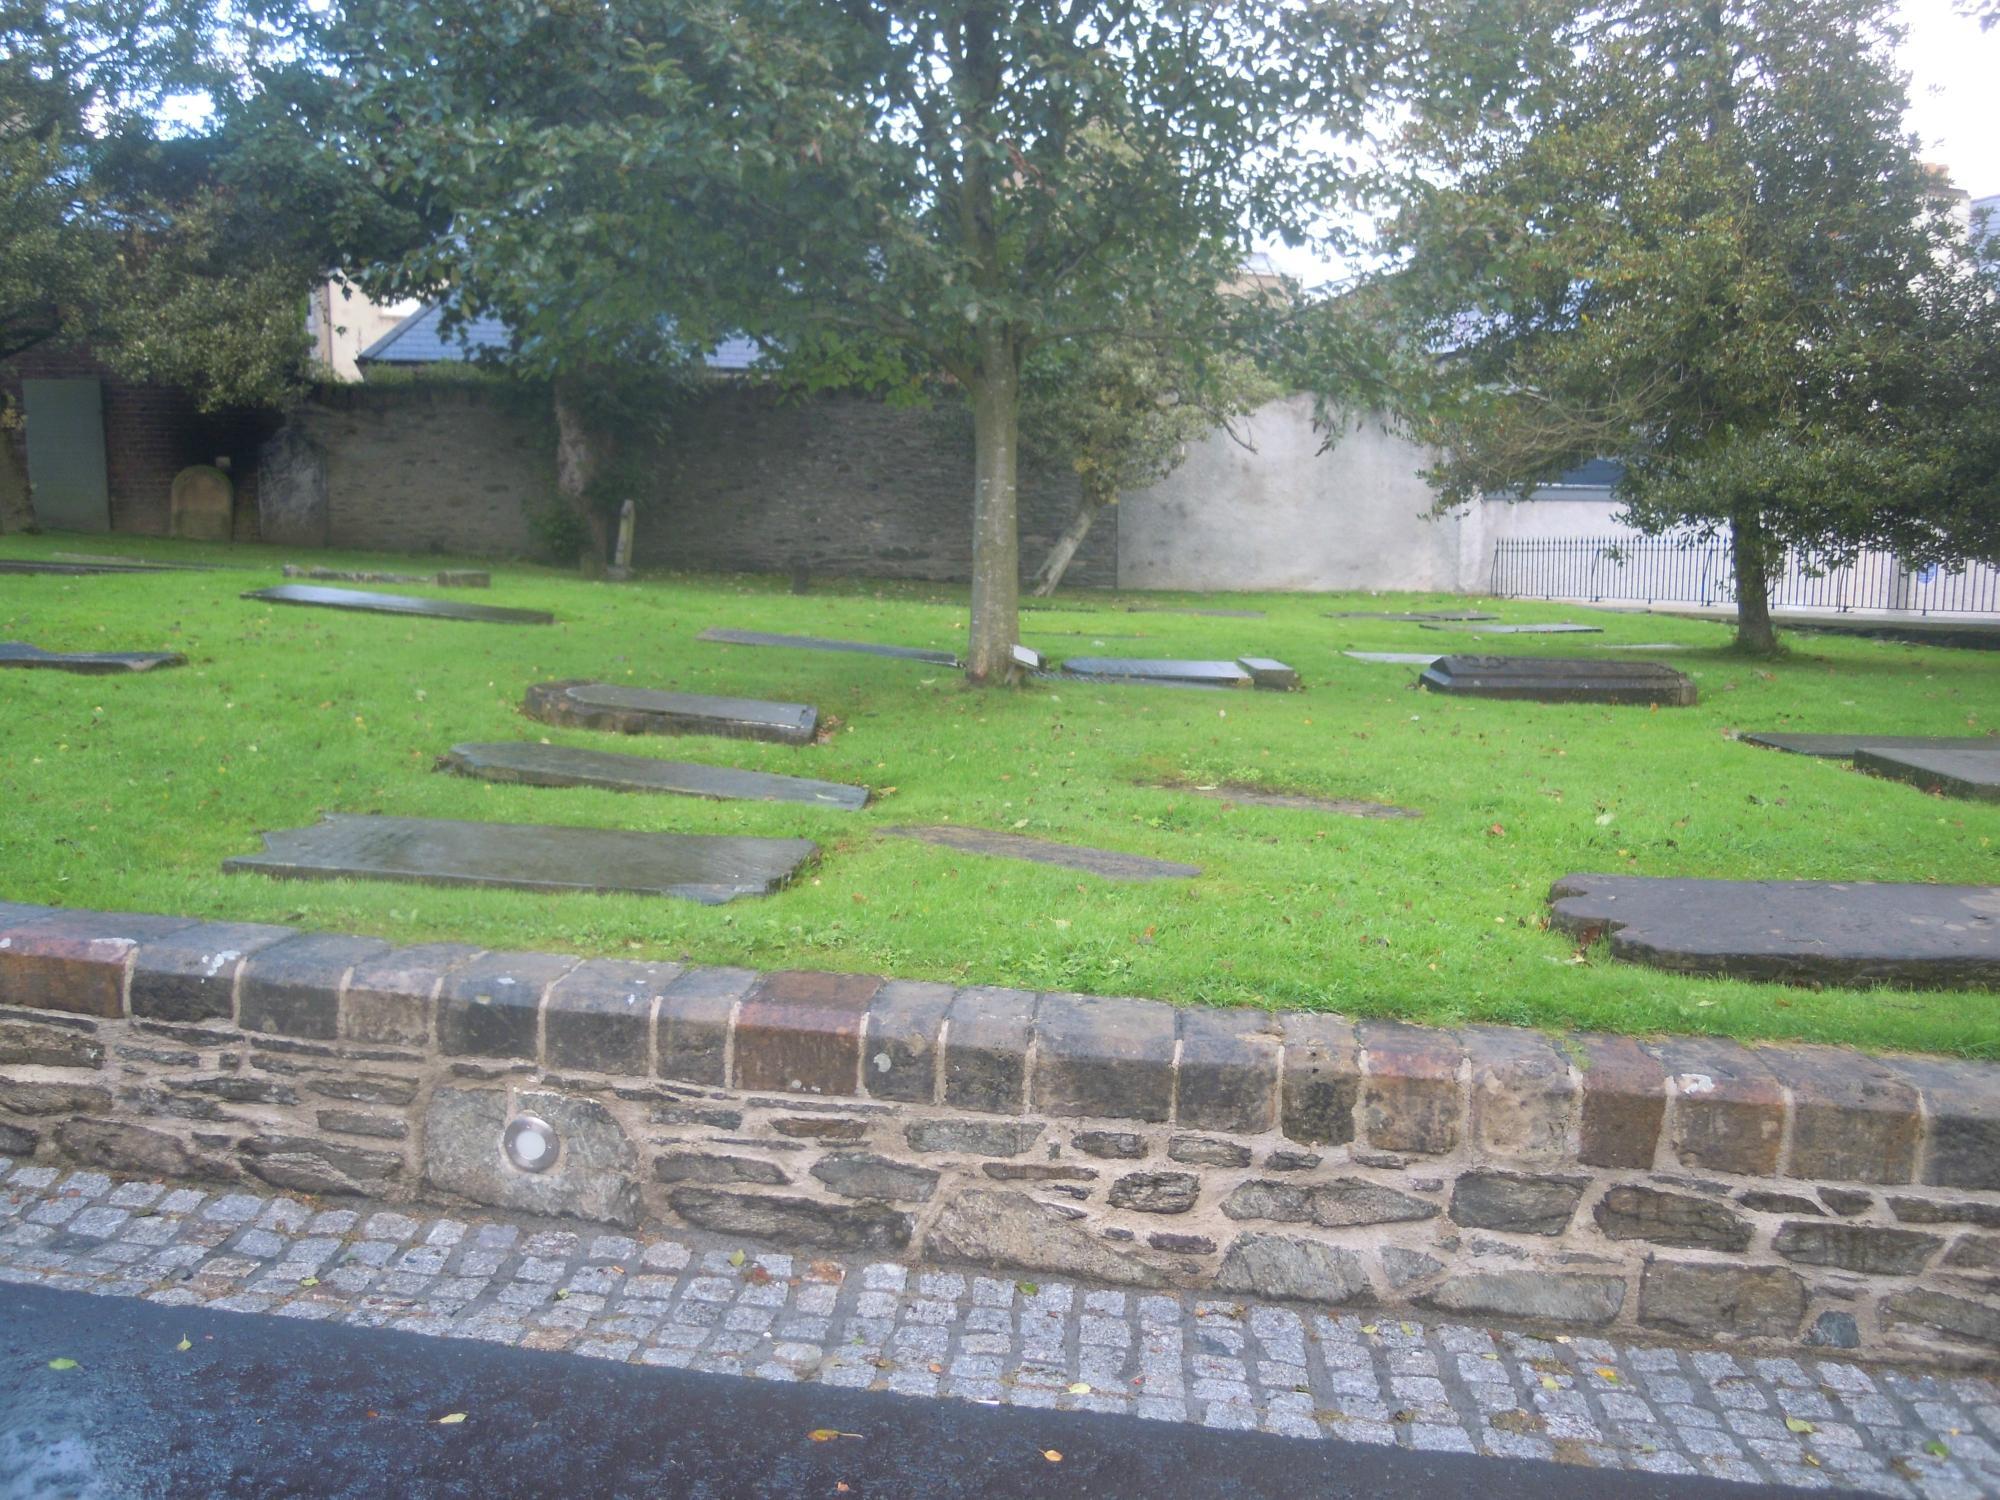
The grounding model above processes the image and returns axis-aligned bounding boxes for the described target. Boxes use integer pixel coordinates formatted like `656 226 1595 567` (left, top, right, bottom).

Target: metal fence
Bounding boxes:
1489 536 2000 616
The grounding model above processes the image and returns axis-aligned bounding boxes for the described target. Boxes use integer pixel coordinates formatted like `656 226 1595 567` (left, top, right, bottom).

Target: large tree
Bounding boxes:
1 1 345 412
329 0 1393 678
1372 0 2000 652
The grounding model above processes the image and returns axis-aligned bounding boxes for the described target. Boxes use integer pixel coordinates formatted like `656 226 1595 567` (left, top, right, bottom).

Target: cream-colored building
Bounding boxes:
306 278 424 381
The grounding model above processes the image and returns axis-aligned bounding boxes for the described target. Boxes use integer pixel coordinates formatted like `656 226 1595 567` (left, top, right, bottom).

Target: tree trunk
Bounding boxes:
1730 505 1779 654
552 378 612 571
1031 488 1108 597
966 331 1022 683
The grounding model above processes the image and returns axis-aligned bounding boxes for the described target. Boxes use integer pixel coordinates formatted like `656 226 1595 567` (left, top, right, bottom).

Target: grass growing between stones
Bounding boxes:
3 532 1997 1058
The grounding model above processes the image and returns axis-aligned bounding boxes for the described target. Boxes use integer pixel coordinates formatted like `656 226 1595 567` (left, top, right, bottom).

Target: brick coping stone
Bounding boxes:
2 899 1997 1368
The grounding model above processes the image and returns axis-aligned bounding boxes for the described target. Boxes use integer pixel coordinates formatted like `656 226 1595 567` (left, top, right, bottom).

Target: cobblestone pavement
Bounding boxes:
2 1159 1995 1498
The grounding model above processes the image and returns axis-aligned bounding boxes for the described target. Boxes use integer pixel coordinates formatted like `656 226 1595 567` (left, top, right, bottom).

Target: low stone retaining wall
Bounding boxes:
3 901 1997 1367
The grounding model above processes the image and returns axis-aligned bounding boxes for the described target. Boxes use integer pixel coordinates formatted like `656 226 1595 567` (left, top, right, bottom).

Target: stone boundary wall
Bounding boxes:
2 901 1997 1368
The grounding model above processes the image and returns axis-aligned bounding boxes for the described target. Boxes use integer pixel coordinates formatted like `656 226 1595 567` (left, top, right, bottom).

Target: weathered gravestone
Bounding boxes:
1419 621 1604 635
1150 781 1421 820
168 465 233 542
283 565 490 588
1060 657 1253 688
226 814 817 904
1344 651 1442 665
256 424 330 547
0 559 174 576
1236 657 1301 690
524 680 819 746
439 741 868 809
607 498 636 582
1548 872 2000 988
1325 609 1497 622
1741 732 1998 759
1853 747 2000 803
885 825 1200 881
1126 606 1266 619
1420 655 1698 706
0 641 185 674
697 627 960 667
243 583 552 625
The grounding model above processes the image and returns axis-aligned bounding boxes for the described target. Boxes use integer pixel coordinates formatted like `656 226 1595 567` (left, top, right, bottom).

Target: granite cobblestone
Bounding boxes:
0 1160 1992 1493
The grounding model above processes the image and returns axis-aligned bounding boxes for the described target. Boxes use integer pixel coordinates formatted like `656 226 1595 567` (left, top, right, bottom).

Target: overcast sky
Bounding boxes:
1901 0 2000 199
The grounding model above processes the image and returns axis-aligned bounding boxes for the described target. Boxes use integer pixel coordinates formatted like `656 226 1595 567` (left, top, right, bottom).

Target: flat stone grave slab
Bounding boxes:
225 814 817 904
0 641 185 674
1548 872 2000 988
284 565 488 588
439 741 868 809
1740 731 1998 759
1344 651 1442 665
1419 621 1603 634
697 627 959 667
1125 606 1266 619
1854 747 2000 803
0 559 176 576
1325 609 1497 622
1584 641 1689 650
243 583 551 625
52 552 215 572
885 825 1200 881
1420 655 1697 706
1059 657 1252 688
524 680 818 746
1236 657 1301 690
1151 781 1421 820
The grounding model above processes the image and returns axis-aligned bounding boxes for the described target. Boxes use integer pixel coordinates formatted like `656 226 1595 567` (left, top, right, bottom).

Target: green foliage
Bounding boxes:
1372 0 2000 646
0 0 349 411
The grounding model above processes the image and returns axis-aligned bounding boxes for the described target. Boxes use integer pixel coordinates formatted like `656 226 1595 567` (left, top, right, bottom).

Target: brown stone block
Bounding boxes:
1176 1009 1278 1134
1640 1262 1805 1339
656 967 756 1086
1465 1025 1576 1165
0 930 135 1018
1279 1013 1360 1147
344 943 484 1047
130 921 297 1024
1032 992 1175 1123
863 979 954 1104
1887 1054 2000 1193
1572 1033 1667 1170
435 950 576 1059
1652 1037 1784 1176
1358 1021 1462 1155
1758 1044 1920 1185
733 970 880 1095
547 958 681 1076
942 986 1037 1114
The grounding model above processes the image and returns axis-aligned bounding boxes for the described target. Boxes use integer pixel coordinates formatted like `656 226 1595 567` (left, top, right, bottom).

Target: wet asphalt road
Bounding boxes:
0 1283 1805 1499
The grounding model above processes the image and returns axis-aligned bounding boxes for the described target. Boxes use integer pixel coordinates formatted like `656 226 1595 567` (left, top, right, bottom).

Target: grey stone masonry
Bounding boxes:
2 902 1999 1367
1 1162 1995 1496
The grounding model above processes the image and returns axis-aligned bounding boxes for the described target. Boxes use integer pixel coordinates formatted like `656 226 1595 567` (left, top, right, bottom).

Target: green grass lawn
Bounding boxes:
4 533 1997 1059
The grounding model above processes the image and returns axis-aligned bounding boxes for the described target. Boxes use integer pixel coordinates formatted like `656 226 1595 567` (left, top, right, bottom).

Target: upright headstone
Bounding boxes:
168 465 234 542
607 499 636 582
256 424 330 546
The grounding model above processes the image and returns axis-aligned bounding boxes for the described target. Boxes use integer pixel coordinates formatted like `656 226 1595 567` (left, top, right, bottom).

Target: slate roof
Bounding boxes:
356 302 763 373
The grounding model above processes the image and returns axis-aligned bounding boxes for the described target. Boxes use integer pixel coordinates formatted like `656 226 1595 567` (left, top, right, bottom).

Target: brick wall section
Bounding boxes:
271 383 1115 587
1 347 269 538
3 901 1997 1366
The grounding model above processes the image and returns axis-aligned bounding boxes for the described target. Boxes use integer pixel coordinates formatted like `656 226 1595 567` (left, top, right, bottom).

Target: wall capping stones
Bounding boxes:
2 901 1998 1366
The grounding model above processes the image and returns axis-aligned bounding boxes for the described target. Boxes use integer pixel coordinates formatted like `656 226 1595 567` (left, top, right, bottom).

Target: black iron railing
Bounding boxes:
1489 537 2000 616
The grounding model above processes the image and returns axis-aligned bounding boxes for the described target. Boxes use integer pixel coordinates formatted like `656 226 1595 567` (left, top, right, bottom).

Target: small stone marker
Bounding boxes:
1011 644 1044 672
697 627 960 667
1325 609 1497 622
168 464 234 542
0 641 185 674
1060 657 1253 688
1741 731 1997 759
524 680 819 746
1344 651 1441 665
282 565 489 588
439 741 868 809
1235 657 1301 691
225 814 817 904
885 826 1200 881
1420 655 1697 706
1154 781 1421 820
1854 747 2000 803
1419 621 1603 635
243 583 552 625
1548 872 2000 988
